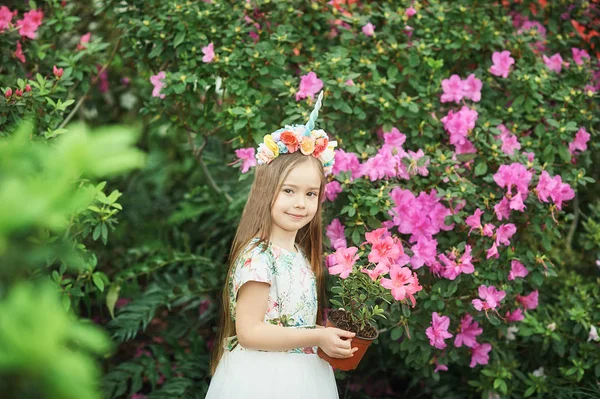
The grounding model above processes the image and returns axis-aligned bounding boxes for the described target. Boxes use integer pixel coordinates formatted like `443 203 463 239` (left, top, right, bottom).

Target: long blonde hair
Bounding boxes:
210 151 327 374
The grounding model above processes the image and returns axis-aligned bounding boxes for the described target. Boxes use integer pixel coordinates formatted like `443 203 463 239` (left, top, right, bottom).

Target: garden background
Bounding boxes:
1 0 599 398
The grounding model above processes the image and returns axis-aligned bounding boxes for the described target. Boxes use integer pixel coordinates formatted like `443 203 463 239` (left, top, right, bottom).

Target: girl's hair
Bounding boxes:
210 151 327 374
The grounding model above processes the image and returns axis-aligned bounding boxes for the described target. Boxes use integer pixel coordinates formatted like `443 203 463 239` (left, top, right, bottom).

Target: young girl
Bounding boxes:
206 92 357 399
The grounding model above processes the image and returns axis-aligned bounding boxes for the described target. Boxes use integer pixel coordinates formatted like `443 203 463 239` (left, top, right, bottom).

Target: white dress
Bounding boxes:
206 239 338 398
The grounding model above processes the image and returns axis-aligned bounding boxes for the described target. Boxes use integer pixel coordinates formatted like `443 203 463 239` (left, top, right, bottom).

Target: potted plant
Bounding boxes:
318 228 423 370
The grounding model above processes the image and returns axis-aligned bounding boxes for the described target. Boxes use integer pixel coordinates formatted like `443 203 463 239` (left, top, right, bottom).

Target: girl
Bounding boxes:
206 92 356 399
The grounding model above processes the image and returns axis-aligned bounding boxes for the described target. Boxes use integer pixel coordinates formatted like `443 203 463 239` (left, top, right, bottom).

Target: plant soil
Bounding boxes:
329 308 377 339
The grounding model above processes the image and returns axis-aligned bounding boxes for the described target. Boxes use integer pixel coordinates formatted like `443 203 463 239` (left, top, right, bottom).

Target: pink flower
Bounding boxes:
332 149 361 179
454 314 483 348
441 106 478 144
494 197 511 221
462 74 482 102
0 6 13 31
425 312 453 349
493 163 532 196
14 41 26 63
439 245 475 280
535 171 575 210
296 72 323 101
410 236 438 269
508 260 529 280
53 65 63 79
543 53 563 73
509 191 526 212
440 74 464 103
466 208 484 235
369 235 400 264
407 149 430 176
326 219 347 250
150 71 166 99
382 127 407 155
489 51 515 78
483 223 495 237
470 342 492 367
77 32 91 50
362 22 375 36
345 79 354 86
496 223 516 246
234 147 256 173
505 308 524 323
572 48 590 65
517 290 538 310
5 88 12 99
472 285 506 311
324 180 342 202
486 242 499 260
362 261 390 281
202 43 215 63
328 246 359 279
568 127 590 155
406 7 417 17
380 265 422 306
16 10 43 40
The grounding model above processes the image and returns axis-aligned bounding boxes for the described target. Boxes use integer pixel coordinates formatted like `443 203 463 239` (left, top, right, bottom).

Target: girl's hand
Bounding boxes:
317 327 358 358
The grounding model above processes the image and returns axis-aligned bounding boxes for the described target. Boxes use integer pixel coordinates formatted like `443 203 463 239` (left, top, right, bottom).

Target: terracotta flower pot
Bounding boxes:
317 318 379 371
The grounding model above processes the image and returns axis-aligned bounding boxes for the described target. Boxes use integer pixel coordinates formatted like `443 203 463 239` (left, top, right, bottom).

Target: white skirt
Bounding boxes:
206 348 339 398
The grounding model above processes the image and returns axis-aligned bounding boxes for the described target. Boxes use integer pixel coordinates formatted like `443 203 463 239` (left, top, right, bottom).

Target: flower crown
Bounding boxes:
256 91 337 175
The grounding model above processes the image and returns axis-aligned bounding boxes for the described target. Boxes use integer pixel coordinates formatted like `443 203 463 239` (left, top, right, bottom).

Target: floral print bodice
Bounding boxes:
225 238 318 354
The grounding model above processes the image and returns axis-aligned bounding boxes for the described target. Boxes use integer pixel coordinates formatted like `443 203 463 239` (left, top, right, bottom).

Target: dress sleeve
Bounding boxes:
231 246 274 299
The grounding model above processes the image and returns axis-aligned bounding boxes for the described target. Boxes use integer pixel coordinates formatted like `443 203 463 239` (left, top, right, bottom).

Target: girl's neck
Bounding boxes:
269 233 298 253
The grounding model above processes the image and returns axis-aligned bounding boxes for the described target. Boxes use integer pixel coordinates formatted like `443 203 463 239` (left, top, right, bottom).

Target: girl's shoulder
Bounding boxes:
236 237 276 265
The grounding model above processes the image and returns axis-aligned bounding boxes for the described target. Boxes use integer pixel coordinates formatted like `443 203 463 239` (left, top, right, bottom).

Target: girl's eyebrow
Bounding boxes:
282 183 320 191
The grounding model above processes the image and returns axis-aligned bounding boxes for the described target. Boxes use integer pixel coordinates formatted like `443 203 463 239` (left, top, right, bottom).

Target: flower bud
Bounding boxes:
5 88 12 98
15 89 23 97
25 84 31 92
53 65 64 79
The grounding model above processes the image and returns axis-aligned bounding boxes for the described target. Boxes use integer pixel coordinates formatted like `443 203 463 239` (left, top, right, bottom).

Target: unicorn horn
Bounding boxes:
304 90 324 136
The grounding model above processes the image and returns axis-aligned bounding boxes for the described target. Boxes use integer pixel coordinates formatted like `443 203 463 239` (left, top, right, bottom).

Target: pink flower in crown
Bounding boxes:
505 308 524 323
572 48 590 65
150 71 166 99
454 314 483 348
516 290 538 310
462 74 482 102
202 43 215 63
296 72 323 101
508 260 529 280
0 6 13 31
326 218 347 250
328 246 359 279
234 147 257 173
495 223 516 246
489 51 515 78
362 22 375 36
543 53 563 73
568 127 590 155
472 285 505 311
380 265 422 306
324 180 342 202
470 342 492 367
440 74 464 103
14 41 26 63
425 312 453 349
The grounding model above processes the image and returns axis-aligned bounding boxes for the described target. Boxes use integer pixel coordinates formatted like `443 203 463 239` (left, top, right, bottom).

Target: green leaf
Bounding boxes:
173 31 186 48
390 326 403 341
93 273 105 292
474 161 488 176
558 146 571 163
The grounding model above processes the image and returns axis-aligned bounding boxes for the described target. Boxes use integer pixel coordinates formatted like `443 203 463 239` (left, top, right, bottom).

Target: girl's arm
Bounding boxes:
235 281 356 357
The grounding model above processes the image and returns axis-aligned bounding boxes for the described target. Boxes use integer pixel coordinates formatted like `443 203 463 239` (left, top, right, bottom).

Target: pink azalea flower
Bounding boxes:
360 150 397 181
332 149 361 179
489 51 515 78
16 9 43 40
328 246 359 279
324 180 342 202
425 312 453 349
494 196 511 221
517 290 538 310
234 147 256 173
434 361 448 373
499 132 521 156
407 149 430 176
587 326 599 342
508 259 529 280
505 308 524 323
440 74 464 103
53 65 63 79
535 171 575 210
470 342 492 367
296 71 323 101
482 223 495 237
486 242 499 259
454 314 483 348
441 106 478 144
326 219 347 250
568 127 590 155
509 192 526 212
472 285 506 311
369 235 400 264
466 208 484 235
380 265 422 306
77 32 91 50
493 163 532 196
202 43 215 63
150 71 166 99
523 151 535 162
362 22 375 36
572 48 590 65
14 41 26 63
439 245 475 280
462 74 482 102
410 236 438 269
496 223 516 246
362 261 390 281
406 7 417 17
345 79 354 86
0 6 13 31
382 127 407 155
543 53 563 73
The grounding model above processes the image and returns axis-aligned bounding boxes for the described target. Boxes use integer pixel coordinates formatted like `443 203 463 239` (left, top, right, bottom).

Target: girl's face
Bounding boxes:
270 159 322 238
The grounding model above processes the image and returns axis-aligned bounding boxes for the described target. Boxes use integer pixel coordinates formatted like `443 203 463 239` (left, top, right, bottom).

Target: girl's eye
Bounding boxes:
307 192 318 197
283 188 294 194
